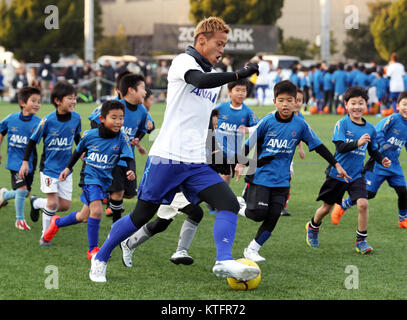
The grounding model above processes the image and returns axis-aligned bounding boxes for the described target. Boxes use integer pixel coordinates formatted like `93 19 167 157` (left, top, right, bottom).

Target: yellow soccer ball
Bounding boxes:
227 258 261 290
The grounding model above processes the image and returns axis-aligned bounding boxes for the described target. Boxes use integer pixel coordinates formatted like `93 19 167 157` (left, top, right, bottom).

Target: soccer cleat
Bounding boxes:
170 249 194 265
15 220 31 231
331 204 346 225
212 259 260 281
29 195 40 222
120 240 135 267
237 196 247 217
0 187 8 209
105 207 113 217
39 237 52 247
89 255 107 283
355 239 373 254
88 247 100 260
305 222 319 247
43 215 60 242
243 247 266 262
281 207 291 216
398 218 407 229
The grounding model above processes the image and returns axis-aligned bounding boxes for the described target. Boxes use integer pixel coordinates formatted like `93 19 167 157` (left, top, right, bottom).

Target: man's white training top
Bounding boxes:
149 53 221 163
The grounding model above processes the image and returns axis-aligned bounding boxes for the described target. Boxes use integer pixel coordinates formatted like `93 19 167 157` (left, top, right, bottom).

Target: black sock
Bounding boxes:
110 199 123 223
309 217 321 230
356 230 367 242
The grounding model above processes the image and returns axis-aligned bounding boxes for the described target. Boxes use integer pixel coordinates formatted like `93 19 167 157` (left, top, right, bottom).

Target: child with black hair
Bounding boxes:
306 86 391 254
43 100 135 259
0 87 42 230
19 81 81 246
235 80 349 262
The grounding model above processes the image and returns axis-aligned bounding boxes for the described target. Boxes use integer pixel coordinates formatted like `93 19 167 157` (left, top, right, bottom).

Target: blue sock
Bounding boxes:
87 217 101 252
15 189 28 221
399 209 407 221
256 231 272 246
341 197 355 210
213 210 237 261
96 214 138 262
3 190 16 201
56 211 79 228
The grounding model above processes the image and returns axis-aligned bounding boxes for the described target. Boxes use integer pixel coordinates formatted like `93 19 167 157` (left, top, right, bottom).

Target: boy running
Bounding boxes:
235 80 349 262
19 81 81 246
331 90 407 228
306 86 391 254
42 100 135 259
0 87 41 230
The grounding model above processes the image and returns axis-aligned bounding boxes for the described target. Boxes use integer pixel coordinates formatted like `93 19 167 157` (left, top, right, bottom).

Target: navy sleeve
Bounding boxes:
185 70 237 89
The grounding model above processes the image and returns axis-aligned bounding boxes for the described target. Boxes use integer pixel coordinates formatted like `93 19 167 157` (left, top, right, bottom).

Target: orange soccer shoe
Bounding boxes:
43 215 61 242
399 219 407 229
331 204 346 226
88 247 100 260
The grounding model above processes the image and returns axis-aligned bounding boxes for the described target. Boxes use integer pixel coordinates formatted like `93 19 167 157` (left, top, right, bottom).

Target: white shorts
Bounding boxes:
157 192 190 220
40 172 73 201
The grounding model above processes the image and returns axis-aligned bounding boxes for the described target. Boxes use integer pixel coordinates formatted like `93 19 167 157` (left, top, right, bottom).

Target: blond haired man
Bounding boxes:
90 17 260 283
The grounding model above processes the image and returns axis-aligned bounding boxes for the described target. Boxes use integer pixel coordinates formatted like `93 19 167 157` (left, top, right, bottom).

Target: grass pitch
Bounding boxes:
0 101 405 301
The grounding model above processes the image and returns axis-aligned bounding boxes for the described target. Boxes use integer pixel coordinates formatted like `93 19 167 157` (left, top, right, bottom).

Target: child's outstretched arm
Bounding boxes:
59 149 83 181
19 139 36 178
122 157 136 181
298 141 305 159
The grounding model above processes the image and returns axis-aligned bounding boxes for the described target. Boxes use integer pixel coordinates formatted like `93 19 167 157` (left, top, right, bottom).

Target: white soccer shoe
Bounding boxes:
212 259 259 281
237 196 247 217
120 240 135 268
89 255 107 283
170 249 194 265
0 187 8 208
243 247 266 262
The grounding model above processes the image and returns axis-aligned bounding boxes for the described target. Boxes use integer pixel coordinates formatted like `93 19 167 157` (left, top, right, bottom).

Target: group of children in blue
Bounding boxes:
288 62 397 114
0 68 406 276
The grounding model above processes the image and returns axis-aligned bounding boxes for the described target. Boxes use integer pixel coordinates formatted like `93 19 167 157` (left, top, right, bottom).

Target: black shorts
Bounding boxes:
11 170 34 191
243 183 289 213
316 176 368 205
107 165 137 198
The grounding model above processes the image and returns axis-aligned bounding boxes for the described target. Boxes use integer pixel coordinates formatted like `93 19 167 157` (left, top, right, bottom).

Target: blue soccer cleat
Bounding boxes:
305 222 319 247
355 239 373 254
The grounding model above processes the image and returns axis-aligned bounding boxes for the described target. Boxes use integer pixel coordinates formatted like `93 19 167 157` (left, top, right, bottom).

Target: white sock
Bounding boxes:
33 197 47 210
42 207 56 237
248 239 261 252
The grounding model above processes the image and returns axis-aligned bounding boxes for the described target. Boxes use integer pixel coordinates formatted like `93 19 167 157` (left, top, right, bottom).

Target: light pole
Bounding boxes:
84 0 94 63
320 0 330 62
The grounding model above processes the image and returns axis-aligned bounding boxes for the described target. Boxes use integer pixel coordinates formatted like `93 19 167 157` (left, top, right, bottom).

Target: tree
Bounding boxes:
279 37 311 60
343 22 384 64
95 25 129 57
370 0 407 63
0 0 103 62
189 0 284 25
307 31 338 60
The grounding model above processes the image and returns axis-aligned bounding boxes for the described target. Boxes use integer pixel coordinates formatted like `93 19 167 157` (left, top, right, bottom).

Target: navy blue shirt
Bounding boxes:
245 113 322 187
330 115 378 182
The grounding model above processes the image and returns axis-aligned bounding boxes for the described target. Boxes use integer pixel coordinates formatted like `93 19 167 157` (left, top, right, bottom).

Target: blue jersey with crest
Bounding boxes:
330 115 378 182
245 113 322 187
76 128 134 191
373 113 407 176
30 111 81 179
88 98 148 166
215 102 258 159
0 112 41 173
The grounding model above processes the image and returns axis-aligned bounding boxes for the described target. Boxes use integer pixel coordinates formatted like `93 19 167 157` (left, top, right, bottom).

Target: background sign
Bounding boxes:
153 24 279 54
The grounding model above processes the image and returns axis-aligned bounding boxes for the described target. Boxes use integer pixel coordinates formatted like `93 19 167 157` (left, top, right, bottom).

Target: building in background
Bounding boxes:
99 0 384 61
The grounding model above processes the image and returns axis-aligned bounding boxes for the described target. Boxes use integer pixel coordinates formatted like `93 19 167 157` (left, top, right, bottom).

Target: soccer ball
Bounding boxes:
227 258 261 290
